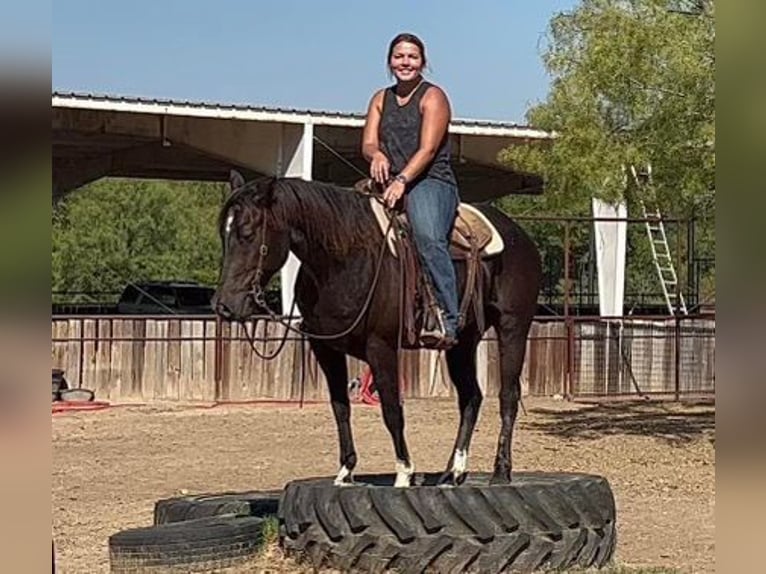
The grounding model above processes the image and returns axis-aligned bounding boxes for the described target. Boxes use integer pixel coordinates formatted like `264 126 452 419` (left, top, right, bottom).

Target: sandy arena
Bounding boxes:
52 397 715 573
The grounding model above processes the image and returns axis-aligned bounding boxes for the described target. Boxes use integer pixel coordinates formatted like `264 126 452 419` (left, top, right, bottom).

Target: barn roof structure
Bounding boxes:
52 91 550 202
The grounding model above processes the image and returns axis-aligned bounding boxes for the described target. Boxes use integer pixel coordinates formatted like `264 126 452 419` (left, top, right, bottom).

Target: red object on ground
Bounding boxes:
360 368 380 406
52 401 111 414
359 367 407 406
51 399 327 416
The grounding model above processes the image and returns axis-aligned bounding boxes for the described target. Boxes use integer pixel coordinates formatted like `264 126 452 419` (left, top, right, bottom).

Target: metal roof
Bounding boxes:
52 91 551 139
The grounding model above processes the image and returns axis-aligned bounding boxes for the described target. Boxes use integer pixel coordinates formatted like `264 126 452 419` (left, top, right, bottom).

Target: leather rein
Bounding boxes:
239 194 396 360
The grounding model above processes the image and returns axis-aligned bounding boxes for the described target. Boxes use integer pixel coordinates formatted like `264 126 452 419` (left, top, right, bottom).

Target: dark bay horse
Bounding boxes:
213 171 541 487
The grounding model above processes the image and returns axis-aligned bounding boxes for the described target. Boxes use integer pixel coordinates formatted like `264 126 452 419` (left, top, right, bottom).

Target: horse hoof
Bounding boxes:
333 475 356 487
333 465 355 486
489 472 511 486
437 471 454 487
437 471 466 487
394 461 413 488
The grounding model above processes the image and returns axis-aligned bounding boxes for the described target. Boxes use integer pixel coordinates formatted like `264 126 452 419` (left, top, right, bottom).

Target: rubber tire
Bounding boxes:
109 515 266 573
154 490 282 525
52 373 68 393
59 388 95 402
52 370 68 402
279 472 616 574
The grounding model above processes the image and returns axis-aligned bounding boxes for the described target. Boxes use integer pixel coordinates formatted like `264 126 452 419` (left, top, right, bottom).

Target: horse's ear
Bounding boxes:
253 177 277 206
229 169 246 194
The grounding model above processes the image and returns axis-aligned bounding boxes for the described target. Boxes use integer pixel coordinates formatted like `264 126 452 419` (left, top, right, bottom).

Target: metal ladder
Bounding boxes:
629 165 688 315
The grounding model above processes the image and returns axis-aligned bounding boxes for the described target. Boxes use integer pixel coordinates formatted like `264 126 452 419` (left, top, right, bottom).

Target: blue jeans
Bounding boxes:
406 177 460 337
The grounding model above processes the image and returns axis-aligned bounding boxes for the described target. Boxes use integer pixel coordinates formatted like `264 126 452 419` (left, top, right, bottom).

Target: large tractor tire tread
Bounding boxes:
278 471 617 573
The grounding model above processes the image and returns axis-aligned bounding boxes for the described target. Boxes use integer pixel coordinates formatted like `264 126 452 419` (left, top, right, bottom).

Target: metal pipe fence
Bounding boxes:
50 313 714 401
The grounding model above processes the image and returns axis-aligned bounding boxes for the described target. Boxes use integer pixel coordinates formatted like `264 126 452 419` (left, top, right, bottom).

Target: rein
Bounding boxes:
241 194 395 356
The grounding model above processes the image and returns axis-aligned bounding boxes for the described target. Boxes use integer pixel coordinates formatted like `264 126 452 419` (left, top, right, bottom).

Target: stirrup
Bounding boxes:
419 330 457 350
419 307 457 349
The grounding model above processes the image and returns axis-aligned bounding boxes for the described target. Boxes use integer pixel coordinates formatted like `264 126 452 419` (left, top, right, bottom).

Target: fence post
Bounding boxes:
78 317 85 389
674 312 681 401
564 221 573 399
566 316 575 400
214 315 222 400
563 221 571 319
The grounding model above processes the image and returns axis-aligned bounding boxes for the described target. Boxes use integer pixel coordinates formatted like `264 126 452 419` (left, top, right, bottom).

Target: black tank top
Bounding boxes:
379 81 456 186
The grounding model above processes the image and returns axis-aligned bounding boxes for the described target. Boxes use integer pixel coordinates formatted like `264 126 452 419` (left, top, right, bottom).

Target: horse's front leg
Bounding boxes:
309 340 357 485
438 333 483 486
366 337 413 487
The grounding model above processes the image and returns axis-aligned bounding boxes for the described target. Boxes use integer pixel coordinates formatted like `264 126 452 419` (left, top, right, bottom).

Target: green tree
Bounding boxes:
501 0 714 211
52 179 225 299
496 0 714 307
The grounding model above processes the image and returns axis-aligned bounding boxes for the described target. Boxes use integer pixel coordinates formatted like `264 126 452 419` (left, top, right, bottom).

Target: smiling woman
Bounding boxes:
362 32 460 348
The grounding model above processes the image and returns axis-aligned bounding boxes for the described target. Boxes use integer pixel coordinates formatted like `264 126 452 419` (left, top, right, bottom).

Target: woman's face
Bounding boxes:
389 41 424 82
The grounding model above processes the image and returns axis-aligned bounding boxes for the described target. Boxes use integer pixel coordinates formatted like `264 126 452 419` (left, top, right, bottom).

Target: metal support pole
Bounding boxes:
675 220 683 401
214 315 223 400
676 220 683 314
674 313 681 401
564 221 571 319
566 316 575 400
687 216 695 308
564 222 572 399
78 317 85 389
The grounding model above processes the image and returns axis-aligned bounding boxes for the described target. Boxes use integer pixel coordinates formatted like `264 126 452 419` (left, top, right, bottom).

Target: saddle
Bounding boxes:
354 178 505 349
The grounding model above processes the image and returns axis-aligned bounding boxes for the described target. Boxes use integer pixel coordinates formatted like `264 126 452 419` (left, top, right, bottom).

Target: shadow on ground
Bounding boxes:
523 401 715 445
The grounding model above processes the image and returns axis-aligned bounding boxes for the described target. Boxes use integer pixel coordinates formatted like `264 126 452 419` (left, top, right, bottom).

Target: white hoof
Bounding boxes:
452 449 468 482
333 465 352 486
394 460 414 488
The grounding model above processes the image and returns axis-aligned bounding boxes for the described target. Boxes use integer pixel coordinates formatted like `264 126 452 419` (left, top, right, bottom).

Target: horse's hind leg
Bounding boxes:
438 332 483 486
491 311 534 484
309 339 357 485
366 337 413 487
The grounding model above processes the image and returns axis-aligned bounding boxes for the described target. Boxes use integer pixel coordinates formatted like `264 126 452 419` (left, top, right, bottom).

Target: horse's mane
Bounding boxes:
222 178 382 257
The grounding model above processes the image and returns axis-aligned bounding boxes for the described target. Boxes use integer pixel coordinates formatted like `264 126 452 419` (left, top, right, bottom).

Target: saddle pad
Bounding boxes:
369 199 504 258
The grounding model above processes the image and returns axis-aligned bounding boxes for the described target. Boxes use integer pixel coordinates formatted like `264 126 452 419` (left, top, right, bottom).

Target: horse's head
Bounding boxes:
212 170 290 320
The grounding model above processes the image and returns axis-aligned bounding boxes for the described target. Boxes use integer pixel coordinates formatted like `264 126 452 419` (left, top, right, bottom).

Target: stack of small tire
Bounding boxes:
52 369 95 403
108 491 282 573
107 472 616 573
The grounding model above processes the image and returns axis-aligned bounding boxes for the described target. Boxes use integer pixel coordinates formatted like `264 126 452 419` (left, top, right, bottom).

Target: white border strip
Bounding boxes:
52 94 551 139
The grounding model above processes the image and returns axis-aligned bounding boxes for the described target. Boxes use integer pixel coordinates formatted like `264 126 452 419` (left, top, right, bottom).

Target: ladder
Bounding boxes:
629 165 688 315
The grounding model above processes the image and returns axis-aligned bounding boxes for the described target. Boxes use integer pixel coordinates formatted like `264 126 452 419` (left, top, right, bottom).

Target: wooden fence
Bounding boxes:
51 316 714 403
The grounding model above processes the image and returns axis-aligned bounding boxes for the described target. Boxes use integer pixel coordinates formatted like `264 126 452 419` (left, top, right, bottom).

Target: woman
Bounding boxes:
362 32 460 348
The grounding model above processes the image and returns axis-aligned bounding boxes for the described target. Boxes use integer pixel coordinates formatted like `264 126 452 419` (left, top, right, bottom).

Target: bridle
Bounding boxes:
236 198 396 360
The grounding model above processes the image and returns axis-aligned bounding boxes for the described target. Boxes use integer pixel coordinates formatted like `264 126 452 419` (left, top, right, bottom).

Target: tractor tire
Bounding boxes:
279 471 616 573
59 388 95 402
154 490 282 525
109 515 266 573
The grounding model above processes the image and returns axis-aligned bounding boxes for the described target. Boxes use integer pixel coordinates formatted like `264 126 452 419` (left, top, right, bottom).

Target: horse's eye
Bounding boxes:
238 224 256 241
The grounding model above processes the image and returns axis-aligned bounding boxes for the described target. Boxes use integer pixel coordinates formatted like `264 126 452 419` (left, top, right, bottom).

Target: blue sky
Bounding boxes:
53 0 578 122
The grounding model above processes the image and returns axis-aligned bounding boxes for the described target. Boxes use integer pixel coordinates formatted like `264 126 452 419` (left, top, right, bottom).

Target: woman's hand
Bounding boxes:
383 179 406 208
370 152 391 185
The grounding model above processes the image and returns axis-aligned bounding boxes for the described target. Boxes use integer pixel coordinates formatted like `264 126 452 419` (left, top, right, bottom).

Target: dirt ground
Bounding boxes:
52 397 715 573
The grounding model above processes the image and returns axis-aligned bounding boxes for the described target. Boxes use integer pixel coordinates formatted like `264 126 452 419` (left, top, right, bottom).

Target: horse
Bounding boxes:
212 171 542 487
